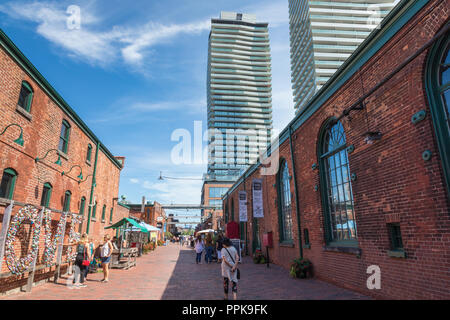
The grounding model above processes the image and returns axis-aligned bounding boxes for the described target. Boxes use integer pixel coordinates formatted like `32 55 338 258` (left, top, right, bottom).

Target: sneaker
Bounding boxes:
79 284 87 288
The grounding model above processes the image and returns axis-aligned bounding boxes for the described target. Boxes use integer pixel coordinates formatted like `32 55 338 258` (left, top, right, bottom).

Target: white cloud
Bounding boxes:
0 1 210 67
130 178 139 184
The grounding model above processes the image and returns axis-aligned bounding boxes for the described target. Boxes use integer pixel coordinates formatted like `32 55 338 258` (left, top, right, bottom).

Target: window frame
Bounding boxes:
425 32 450 198
17 81 34 112
92 202 97 218
0 168 18 200
41 182 53 207
63 190 72 212
318 118 358 247
277 159 293 244
101 205 106 222
79 196 86 216
86 144 93 163
110 207 114 222
58 120 71 154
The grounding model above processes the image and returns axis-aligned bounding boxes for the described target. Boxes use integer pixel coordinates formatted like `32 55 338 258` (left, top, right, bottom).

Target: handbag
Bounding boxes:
82 247 90 266
224 247 240 280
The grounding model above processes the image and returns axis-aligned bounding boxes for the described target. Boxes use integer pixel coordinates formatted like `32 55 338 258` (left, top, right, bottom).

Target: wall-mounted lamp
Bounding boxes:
78 173 94 184
62 165 83 181
0 123 24 146
363 131 383 144
35 148 62 165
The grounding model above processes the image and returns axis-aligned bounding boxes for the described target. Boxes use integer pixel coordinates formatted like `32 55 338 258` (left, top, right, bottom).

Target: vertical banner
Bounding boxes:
238 191 247 222
252 179 264 218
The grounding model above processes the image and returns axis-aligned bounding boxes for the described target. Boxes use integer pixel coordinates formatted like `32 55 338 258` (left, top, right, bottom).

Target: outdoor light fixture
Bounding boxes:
78 173 94 184
363 131 383 144
62 165 83 181
0 123 24 146
35 148 62 165
158 171 204 181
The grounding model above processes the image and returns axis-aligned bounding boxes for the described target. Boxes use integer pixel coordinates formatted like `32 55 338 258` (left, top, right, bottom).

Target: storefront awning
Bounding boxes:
105 218 149 233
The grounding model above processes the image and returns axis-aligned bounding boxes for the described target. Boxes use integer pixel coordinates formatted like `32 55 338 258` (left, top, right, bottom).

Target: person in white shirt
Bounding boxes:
100 234 113 283
221 237 239 300
194 235 204 264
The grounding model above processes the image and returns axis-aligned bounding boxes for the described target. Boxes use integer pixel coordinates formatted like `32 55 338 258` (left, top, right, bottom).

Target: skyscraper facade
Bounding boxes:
289 0 399 113
206 12 273 183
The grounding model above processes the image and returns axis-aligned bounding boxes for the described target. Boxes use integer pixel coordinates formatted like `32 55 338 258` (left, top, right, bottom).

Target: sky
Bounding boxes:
0 0 295 218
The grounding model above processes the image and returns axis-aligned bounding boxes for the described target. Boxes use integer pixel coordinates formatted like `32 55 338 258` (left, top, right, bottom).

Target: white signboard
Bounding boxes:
252 179 264 218
238 191 247 222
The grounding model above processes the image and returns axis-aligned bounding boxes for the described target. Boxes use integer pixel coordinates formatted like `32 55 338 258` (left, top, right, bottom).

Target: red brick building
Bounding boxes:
201 181 232 231
223 0 450 299
0 28 129 294
129 201 167 241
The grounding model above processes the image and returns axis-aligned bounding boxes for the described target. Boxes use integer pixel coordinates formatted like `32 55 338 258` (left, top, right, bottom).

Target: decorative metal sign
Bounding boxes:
238 191 248 222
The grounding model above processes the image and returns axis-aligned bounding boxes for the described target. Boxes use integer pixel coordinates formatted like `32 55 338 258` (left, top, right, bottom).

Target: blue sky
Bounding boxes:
0 0 295 214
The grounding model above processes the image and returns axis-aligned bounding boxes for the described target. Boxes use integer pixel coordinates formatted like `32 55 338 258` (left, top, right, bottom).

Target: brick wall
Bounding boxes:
0 29 128 293
224 0 450 299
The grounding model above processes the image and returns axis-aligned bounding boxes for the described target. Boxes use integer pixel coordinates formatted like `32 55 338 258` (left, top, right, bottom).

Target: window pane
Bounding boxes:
0 173 13 199
18 85 32 110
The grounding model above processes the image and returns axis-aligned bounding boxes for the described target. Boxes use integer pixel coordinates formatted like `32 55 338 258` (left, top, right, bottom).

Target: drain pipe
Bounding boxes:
288 125 303 259
86 141 99 234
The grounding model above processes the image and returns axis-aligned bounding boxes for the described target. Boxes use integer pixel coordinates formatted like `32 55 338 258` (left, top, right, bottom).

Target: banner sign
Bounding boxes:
238 191 247 222
252 179 264 218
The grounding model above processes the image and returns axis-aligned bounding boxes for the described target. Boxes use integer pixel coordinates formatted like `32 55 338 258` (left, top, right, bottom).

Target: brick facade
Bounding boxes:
223 0 450 299
0 29 129 293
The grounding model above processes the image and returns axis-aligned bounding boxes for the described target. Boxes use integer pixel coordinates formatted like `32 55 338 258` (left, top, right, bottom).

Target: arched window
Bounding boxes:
110 207 114 222
41 183 52 207
92 201 97 218
0 168 18 200
58 120 71 154
277 159 293 242
63 190 72 212
319 120 357 243
79 197 86 215
17 81 33 112
86 144 92 163
426 32 450 195
101 205 106 222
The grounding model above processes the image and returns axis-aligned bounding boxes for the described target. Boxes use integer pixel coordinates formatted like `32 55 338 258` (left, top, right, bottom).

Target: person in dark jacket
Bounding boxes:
74 234 90 288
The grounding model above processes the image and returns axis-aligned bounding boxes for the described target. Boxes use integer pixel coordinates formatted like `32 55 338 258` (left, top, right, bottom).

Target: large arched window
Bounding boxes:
277 159 293 242
319 120 357 243
0 168 18 200
79 196 86 216
426 32 450 196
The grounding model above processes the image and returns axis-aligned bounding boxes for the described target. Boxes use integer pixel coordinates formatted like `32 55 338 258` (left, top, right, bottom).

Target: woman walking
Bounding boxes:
205 233 214 264
194 235 204 264
100 234 114 283
221 238 240 300
74 234 90 288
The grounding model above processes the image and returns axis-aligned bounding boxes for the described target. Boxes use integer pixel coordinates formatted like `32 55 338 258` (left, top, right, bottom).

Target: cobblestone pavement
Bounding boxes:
2 243 369 300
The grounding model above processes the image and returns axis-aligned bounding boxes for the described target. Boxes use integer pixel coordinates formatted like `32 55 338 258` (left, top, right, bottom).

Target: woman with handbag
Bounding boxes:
221 237 240 300
74 234 90 288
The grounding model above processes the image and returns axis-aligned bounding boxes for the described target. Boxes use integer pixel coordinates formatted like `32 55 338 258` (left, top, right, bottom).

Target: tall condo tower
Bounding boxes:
289 0 399 113
206 12 273 183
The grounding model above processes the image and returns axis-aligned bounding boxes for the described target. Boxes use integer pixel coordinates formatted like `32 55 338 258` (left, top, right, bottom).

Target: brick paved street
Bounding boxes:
2 243 369 300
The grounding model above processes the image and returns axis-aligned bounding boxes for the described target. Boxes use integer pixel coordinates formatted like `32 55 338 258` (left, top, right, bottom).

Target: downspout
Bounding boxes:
288 125 303 259
86 141 100 234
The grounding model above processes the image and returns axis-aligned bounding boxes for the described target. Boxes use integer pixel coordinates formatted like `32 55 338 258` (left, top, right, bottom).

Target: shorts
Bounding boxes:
101 256 111 264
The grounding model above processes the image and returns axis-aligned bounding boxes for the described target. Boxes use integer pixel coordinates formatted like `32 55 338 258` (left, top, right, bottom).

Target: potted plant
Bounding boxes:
290 258 312 279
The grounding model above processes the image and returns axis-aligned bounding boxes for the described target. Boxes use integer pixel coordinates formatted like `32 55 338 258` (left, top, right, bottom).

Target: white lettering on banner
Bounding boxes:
252 179 264 218
239 191 247 222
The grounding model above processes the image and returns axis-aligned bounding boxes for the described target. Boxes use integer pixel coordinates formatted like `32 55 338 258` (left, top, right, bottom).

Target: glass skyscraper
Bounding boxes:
289 0 399 113
206 12 273 182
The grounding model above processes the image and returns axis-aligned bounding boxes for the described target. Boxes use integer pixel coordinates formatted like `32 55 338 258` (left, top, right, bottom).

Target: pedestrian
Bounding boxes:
221 237 240 300
205 233 214 264
100 234 114 283
194 235 204 264
85 237 95 278
73 233 90 288
216 233 224 263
